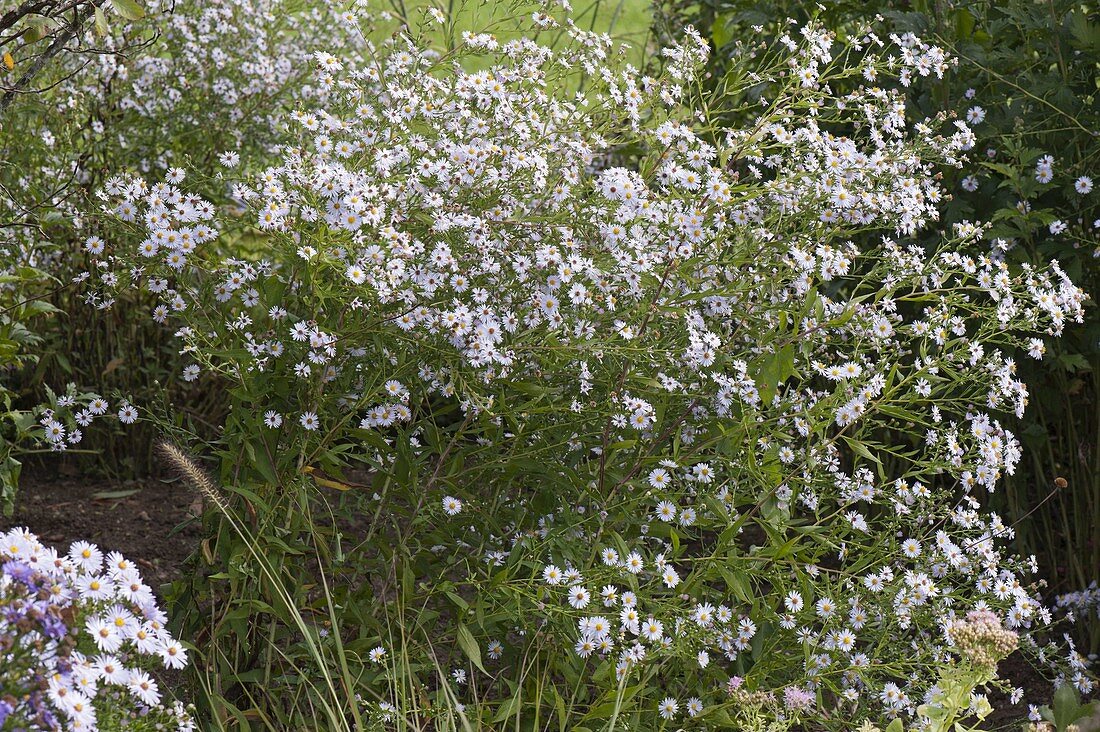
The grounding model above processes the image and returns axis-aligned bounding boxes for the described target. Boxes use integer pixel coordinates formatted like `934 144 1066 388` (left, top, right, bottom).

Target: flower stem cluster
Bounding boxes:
950 608 1019 672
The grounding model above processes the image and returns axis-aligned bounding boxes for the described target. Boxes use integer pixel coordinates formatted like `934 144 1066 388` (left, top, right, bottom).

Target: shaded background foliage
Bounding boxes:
652 0 1100 631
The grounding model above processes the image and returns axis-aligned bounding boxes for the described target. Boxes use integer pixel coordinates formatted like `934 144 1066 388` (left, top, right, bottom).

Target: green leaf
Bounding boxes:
22 300 59 316
712 13 731 49
978 161 1019 180
110 0 145 20
917 702 946 721
886 718 904 732
750 619 771 661
552 687 567 732
1 456 22 516
456 623 486 674
1069 11 1100 52
92 488 140 500
1058 353 1091 373
1053 683 1084 730
444 590 469 611
843 436 882 466
753 343 797 405
490 694 521 724
19 14 54 43
94 6 110 35
719 566 753 605
954 8 975 39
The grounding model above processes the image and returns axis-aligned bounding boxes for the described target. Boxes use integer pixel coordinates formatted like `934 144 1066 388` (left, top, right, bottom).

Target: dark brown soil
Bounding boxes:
2 471 202 591
987 651 1055 728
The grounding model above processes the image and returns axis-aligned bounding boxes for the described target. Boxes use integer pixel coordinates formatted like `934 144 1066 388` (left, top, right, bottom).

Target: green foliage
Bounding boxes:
1036 684 1100 732
0 264 56 513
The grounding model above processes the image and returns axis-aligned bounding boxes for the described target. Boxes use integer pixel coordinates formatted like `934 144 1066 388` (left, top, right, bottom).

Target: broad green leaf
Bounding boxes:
1053 683 1084 730
110 0 146 20
456 623 486 673
94 6 110 35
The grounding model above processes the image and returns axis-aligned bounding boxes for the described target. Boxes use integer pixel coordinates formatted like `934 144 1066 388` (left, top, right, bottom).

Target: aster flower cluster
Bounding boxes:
0 0 363 317
1056 582 1100 625
0 528 193 731
68 3 1091 728
32 388 137 454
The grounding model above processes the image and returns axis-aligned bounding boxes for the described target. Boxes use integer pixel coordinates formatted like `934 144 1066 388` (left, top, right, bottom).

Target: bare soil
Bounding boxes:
3 471 201 592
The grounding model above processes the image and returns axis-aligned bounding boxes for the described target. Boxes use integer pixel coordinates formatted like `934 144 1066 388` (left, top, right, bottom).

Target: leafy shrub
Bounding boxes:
71 3 1093 727
0 526 194 730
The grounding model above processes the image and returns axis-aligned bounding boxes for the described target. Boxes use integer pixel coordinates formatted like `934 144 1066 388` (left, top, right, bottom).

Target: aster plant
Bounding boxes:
73 1 1088 728
0 0 368 491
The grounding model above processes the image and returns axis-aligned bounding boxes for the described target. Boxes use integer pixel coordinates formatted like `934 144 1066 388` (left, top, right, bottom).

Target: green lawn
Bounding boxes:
384 0 654 67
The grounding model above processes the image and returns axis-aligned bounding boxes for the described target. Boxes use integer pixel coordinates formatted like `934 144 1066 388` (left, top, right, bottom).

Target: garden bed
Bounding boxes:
9 471 201 592
2 0 1096 727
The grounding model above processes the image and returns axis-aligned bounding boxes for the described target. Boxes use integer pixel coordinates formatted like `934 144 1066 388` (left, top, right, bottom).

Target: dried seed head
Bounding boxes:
157 440 228 513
